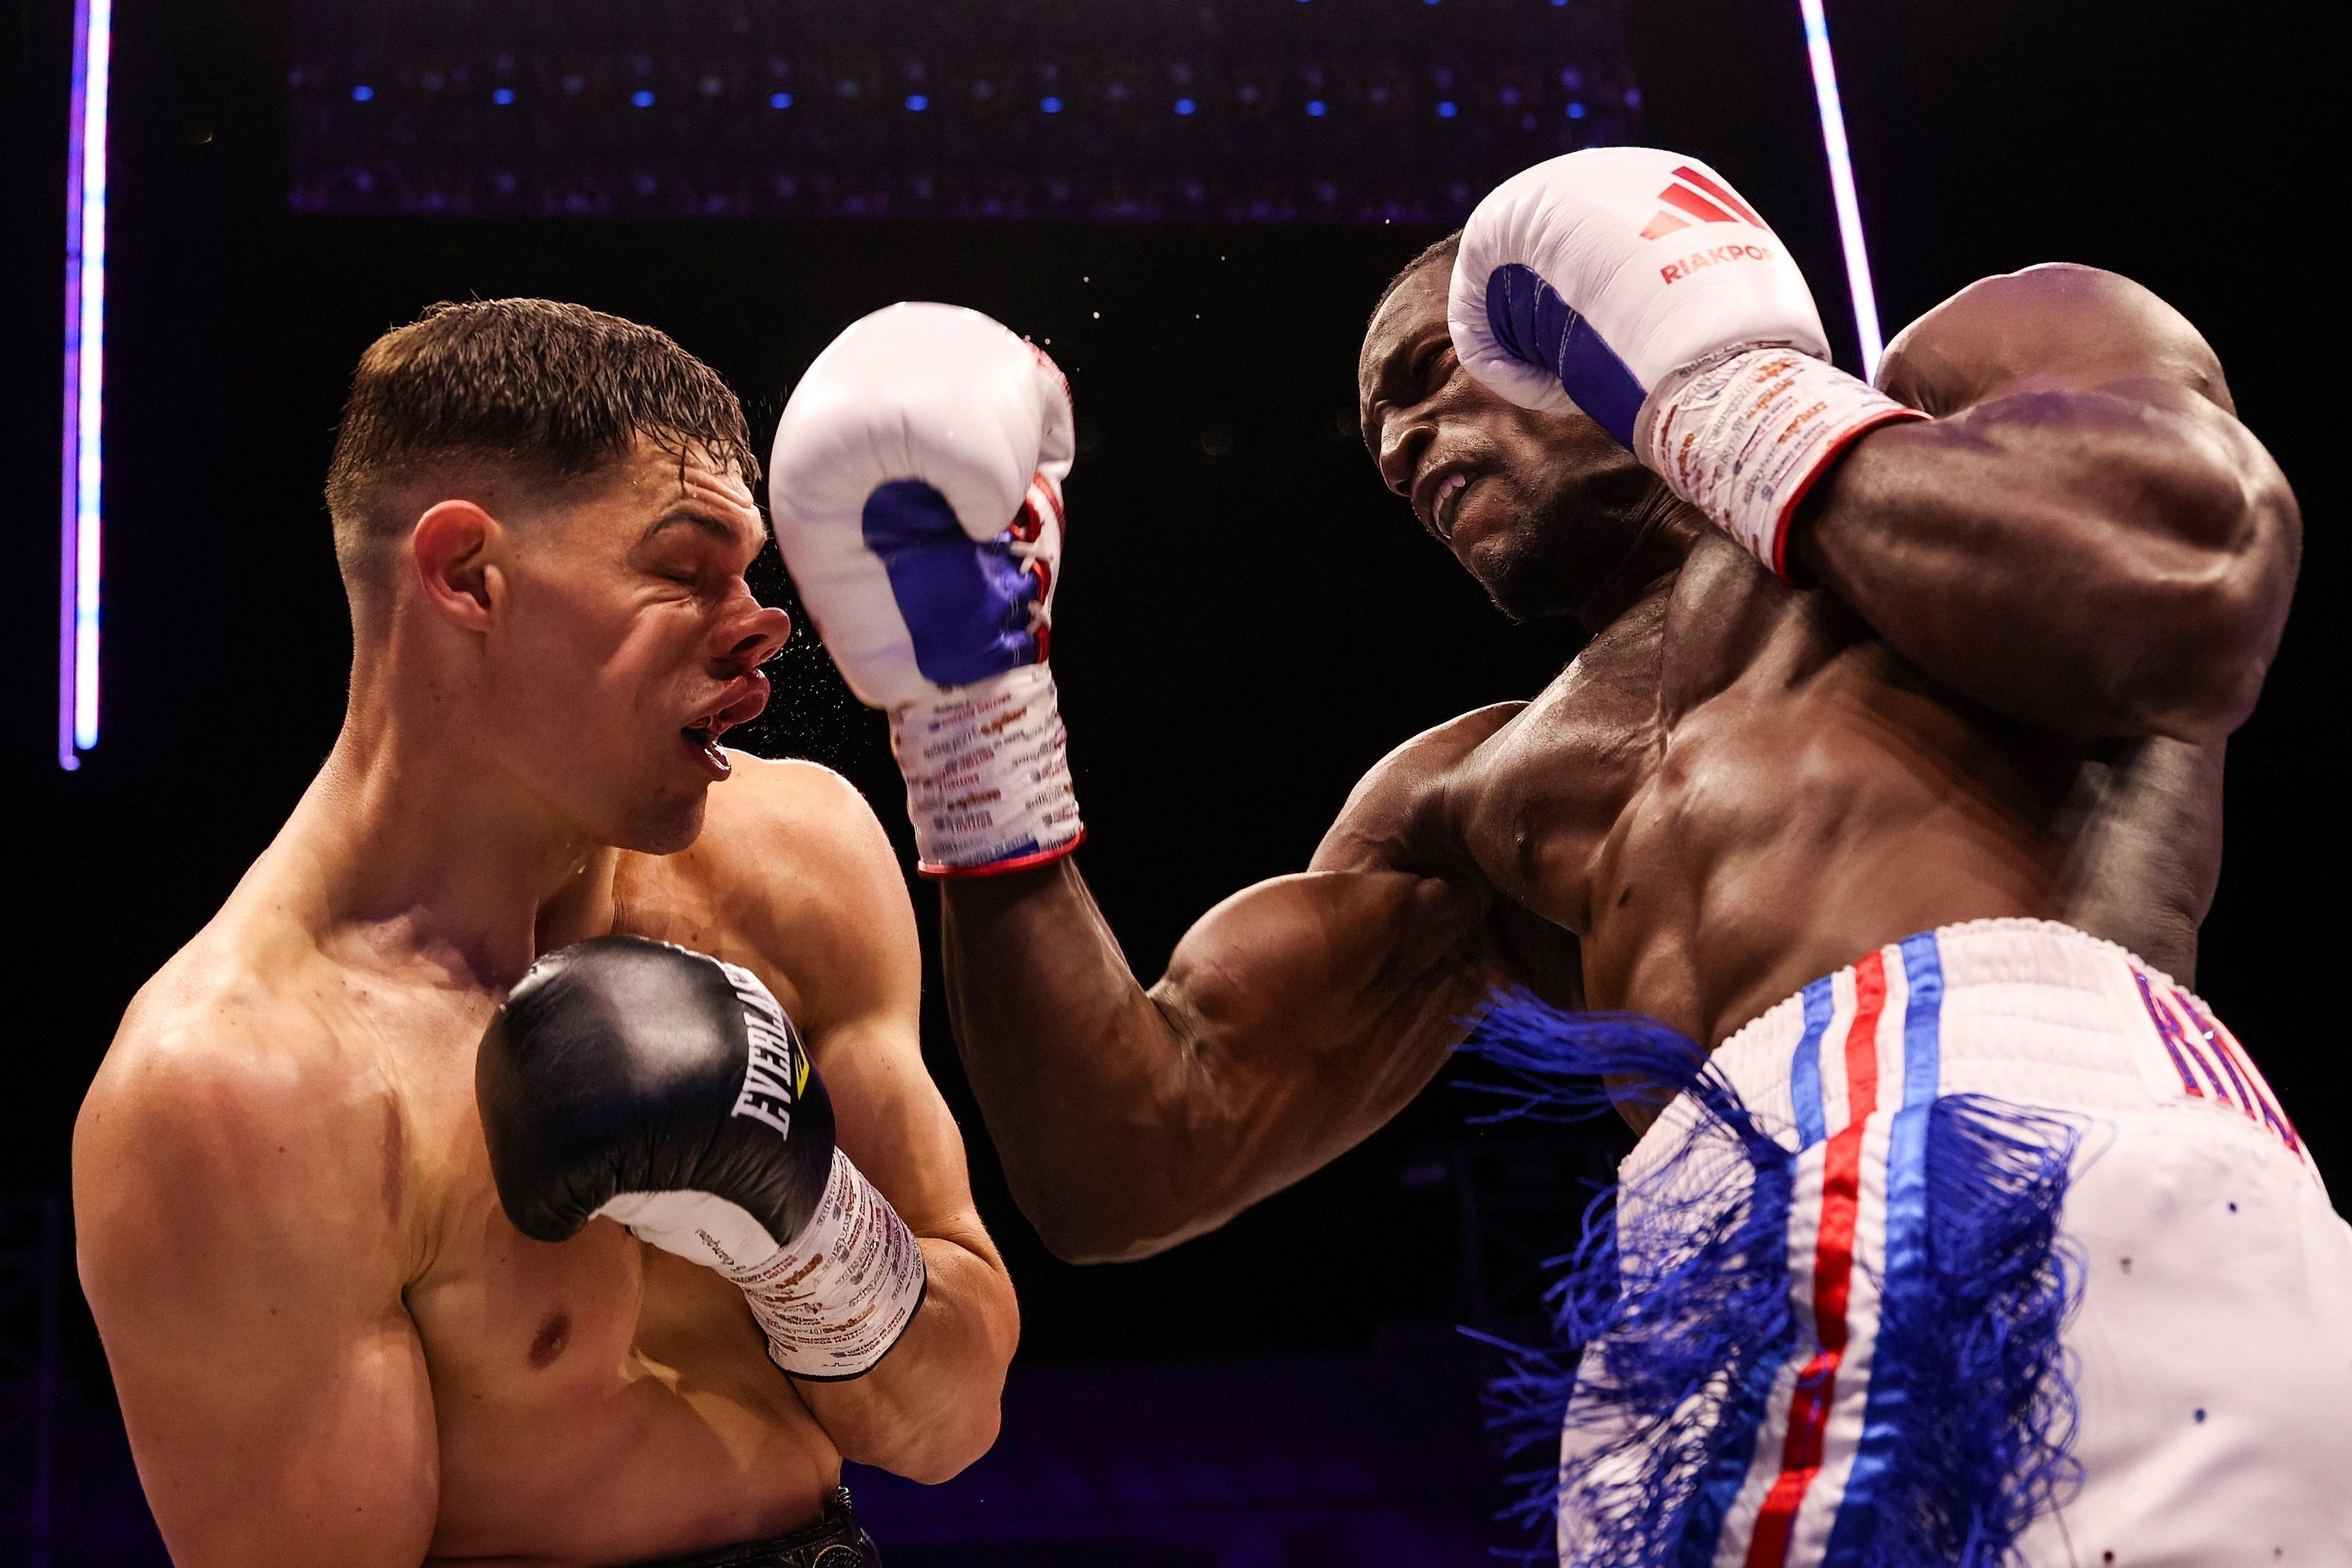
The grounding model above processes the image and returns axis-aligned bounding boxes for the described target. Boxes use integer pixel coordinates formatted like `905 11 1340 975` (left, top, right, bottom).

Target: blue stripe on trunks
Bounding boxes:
1822 930 1946 1564
1790 974 1838 1151
1677 973 1837 1559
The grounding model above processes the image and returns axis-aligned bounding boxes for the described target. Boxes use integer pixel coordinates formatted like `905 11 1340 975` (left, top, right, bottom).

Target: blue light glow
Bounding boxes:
906 93 928 111
1797 0 1886 368
1174 97 1196 115
770 91 793 108
631 89 655 107
1040 95 1062 113
61 0 110 767
1436 100 1458 118
1305 99 1327 117
1567 100 1586 118
492 87 515 105
350 83 374 102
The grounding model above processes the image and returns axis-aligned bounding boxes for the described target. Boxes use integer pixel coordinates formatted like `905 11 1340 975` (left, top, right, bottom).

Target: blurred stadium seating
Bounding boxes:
287 0 1638 221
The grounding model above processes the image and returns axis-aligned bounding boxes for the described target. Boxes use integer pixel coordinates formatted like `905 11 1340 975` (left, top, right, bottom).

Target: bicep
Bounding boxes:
1869 264 2275 538
1804 268 2299 737
815 1012 990 1250
74 1055 437 1566
1146 865 1499 1167
759 770 992 1248
1147 723 1509 1159
105 1297 438 1567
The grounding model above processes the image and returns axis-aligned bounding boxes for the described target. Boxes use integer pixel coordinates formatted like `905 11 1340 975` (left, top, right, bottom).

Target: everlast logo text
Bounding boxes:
720 960 809 1140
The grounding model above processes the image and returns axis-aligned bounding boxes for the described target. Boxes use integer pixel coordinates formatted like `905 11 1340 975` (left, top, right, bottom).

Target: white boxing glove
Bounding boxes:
1450 147 1924 577
769 303 1082 875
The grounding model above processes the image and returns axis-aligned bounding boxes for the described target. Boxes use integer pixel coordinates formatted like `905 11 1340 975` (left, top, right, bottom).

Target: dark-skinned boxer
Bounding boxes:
767 151 2348 1564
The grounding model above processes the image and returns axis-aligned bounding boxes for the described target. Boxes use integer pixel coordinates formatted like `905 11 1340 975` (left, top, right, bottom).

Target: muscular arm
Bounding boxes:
1788 263 2301 741
723 762 1017 1485
941 714 1523 1265
73 1009 437 1566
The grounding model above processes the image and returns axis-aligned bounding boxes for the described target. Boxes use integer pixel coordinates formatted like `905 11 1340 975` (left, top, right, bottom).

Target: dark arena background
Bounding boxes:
0 0 2336 1561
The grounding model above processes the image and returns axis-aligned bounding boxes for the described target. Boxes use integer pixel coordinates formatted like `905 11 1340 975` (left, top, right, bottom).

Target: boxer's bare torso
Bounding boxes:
82 754 986 1567
938 262 2293 1262
83 752 964 1561
1344 535 2220 1050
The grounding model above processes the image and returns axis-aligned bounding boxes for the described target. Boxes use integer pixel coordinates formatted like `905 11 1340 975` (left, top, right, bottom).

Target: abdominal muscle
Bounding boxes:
1529 634 2082 1049
409 1137 840 1566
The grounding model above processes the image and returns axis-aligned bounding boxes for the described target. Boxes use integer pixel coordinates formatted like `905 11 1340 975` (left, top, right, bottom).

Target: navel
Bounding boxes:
527 1310 571 1369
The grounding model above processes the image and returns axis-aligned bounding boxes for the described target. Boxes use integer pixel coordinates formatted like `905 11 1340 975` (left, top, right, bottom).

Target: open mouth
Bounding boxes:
678 673 769 780
1417 461 1479 542
681 709 733 778
1433 470 1472 540
1430 465 1486 540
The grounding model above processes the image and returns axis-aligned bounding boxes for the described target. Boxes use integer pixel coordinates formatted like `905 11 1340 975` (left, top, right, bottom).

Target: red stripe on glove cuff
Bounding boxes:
918 827 1088 880
1765 405 1930 580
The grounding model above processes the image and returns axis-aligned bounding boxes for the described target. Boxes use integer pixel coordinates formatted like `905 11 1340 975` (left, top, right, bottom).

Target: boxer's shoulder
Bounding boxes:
1314 703 1528 873
77 930 415 1306
1880 263 2231 414
619 752 916 1036
92 925 377 1132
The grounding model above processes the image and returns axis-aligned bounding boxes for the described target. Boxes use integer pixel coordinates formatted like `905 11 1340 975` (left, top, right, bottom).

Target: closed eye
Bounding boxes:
1414 341 1456 399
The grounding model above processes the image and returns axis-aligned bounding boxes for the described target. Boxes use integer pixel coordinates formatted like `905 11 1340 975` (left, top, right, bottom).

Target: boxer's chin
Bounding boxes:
1470 528 1584 623
614 791 709 857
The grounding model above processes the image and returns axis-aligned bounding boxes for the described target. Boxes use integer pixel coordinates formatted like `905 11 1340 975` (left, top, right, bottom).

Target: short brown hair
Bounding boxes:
324 298 757 578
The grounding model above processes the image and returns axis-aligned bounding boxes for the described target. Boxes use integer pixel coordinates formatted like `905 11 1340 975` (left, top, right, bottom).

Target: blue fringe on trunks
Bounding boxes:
1461 991 2083 1567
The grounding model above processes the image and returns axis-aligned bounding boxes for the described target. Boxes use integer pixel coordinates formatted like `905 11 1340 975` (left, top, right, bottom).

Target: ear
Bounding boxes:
410 500 503 631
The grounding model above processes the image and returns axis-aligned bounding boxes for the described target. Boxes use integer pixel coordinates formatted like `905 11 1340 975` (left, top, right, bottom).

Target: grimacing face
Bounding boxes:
473 440 790 854
1357 258 1661 621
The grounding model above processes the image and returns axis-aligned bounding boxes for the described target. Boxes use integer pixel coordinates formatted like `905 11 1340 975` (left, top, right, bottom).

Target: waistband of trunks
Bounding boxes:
617 1488 878 1568
1626 916 2305 1186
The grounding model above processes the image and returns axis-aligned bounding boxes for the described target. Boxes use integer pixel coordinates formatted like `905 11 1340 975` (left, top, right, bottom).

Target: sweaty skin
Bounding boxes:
940 261 2296 1264
75 447 1017 1567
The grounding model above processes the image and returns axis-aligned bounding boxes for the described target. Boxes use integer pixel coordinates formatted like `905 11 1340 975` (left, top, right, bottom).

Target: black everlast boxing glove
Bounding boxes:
476 935 925 1380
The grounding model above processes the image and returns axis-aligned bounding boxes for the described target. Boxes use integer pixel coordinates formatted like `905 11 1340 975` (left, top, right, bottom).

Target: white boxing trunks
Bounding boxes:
1471 918 2352 1568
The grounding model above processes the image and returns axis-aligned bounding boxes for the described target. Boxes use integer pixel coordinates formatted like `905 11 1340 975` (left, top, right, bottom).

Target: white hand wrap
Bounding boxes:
603 1150 927 1381
728 1150 928 1381
1637 347 1926 578
888 662 1082 876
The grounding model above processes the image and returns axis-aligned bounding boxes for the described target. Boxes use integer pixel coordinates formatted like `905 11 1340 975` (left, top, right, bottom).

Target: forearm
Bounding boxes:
793 1230 1015 1483
1788 388 2296 739
941 857 1494 1262
940 861 1219 1261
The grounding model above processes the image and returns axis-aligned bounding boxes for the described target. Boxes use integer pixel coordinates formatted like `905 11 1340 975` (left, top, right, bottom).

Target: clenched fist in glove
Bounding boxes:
769 303 1082 875
1450 146 1924 577
477 937 926 1381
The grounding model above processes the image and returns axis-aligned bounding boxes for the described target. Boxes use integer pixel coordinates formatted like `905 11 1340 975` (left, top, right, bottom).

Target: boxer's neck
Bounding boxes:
1572 489 1705 633
299 684 600 992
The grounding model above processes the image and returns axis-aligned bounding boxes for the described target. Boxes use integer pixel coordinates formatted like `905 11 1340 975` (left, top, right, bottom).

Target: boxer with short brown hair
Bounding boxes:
74 299 1017 1567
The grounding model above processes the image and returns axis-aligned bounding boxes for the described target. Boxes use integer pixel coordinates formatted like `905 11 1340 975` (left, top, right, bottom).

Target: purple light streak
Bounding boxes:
61 0 111 769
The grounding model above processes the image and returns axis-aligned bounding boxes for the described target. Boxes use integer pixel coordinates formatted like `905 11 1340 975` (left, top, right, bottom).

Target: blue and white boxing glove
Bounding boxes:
1450 147 1924 578
769 303 1081 876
